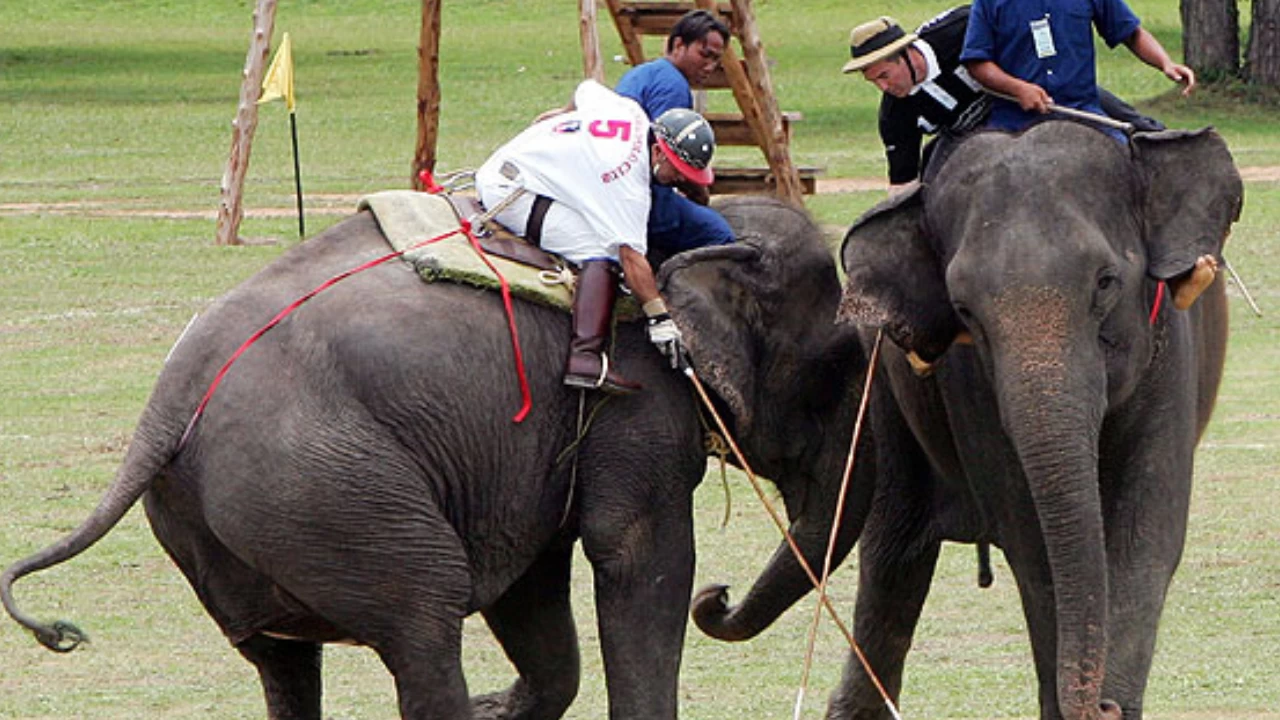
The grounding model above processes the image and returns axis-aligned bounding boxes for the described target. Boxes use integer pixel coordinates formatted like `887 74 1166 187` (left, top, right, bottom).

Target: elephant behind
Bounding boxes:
694 122 1242 720
1 196 876 719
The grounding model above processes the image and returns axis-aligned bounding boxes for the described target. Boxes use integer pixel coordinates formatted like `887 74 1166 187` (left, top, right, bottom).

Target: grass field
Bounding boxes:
1 1 1278 718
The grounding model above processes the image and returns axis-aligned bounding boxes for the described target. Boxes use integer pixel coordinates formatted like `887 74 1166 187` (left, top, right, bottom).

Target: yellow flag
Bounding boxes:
259 32 295 112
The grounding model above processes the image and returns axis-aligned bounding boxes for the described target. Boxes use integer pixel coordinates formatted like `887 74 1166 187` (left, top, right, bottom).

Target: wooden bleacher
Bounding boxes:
591 0 819 205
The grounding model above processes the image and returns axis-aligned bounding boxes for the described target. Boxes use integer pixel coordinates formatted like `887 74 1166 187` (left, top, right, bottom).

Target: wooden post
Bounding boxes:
604 0 646 66
215 0 278 246
724 0 804 206
580 0 605 82
413 0 443 189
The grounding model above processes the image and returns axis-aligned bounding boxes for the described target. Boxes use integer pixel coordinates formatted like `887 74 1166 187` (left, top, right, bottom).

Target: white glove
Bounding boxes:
647 313 689 370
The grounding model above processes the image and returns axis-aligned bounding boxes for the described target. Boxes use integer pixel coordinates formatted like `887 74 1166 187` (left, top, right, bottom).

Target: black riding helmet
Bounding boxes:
652 108 716 186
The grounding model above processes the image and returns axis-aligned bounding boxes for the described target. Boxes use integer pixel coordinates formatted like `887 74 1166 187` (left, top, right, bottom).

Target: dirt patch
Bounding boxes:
1 168 1276 218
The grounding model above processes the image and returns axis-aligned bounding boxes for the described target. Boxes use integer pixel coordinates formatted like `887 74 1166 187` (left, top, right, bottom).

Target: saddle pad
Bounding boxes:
359 190 574 310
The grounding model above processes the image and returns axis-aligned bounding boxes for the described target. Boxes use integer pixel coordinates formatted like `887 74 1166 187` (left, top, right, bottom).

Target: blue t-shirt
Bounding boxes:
960 0 1140 131
615 58 693 119
614 57 735 257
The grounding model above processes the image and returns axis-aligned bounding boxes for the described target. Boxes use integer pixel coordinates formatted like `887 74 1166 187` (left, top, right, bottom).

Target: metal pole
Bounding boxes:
289 111 304 238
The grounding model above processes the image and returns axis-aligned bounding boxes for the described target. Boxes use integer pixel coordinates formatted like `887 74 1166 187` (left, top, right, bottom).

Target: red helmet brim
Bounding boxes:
657 136 714 186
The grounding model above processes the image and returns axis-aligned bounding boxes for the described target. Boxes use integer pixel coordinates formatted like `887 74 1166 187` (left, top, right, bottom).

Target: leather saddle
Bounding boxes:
444 195 565 274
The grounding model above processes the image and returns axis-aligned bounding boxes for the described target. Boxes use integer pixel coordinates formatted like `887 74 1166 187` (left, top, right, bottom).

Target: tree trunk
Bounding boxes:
1247 0 1280 86
1181 0 1240 80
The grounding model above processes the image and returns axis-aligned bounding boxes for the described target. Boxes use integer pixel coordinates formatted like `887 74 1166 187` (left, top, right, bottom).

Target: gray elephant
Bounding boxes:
693 122 1242 719
1 196 875 719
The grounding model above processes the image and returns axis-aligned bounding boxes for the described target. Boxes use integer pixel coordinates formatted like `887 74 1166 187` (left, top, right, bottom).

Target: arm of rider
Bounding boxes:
1124 27 1196 97
618 245 688 370
965 59 1053 113
534 102 574 124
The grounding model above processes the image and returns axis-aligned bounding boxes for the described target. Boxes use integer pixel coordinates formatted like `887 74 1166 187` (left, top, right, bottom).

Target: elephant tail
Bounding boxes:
1 416 176 652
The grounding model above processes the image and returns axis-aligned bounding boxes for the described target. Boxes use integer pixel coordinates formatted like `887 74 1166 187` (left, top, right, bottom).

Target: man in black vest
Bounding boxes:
842 6 1162 195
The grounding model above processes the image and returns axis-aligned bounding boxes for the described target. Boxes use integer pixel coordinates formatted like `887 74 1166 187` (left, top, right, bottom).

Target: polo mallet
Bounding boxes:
984 89 1135 132
1222 257 1263 317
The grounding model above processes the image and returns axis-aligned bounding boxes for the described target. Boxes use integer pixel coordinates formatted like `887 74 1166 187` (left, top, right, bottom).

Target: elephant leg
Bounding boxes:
1097 440 1194 718
999 516 1063 719
236 634 323 720
258 502 476 720
474 539 580 720
582 497 695 719
826 513 940 719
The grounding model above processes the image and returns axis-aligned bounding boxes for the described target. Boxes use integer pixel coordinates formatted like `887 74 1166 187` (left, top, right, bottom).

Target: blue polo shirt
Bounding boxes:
616 58 693 119
960 0 1141 131
615 57 734 259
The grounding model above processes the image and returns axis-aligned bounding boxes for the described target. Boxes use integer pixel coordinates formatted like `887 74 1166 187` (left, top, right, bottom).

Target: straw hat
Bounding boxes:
841 17 917 74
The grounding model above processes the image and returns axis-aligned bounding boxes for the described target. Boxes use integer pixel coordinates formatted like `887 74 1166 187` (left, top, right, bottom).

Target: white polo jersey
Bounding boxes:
477 80 652 262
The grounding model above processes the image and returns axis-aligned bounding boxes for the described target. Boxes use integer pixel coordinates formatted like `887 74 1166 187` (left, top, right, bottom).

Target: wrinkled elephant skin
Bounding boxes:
835 123 1241 720
693 122 1242 720
2 197 877 720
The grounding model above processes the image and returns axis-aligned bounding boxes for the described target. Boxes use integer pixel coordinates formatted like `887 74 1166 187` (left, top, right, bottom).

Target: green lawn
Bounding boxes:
1 1 1277 718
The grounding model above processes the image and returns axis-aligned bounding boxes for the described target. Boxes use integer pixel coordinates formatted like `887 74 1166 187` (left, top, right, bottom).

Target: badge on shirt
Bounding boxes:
1030 17 1056 59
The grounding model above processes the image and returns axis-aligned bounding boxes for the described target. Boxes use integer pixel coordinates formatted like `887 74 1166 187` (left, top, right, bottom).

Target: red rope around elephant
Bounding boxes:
178 218 533 450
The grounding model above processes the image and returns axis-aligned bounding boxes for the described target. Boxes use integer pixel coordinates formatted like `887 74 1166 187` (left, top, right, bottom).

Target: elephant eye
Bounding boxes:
1092 269 1122 318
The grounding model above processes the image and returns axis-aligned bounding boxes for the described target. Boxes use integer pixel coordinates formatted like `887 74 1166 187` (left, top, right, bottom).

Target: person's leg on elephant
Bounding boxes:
529 201 642 394
474 538 581 719
645 183 734 269
1097 87 1165 132
918 130 966 187
473 170 640 393
563 259 641 393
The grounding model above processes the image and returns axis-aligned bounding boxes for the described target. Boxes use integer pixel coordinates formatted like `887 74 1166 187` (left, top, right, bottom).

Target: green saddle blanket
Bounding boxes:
359 190 575 310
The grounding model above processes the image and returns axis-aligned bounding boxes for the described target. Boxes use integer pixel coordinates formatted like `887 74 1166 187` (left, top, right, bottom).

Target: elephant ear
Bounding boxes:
658 197 847 441
658 242 764 432
838 186 959 362
1133 128 1244 280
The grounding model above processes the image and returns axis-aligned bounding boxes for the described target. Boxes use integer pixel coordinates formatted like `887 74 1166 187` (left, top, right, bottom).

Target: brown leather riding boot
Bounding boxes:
564 260 641 394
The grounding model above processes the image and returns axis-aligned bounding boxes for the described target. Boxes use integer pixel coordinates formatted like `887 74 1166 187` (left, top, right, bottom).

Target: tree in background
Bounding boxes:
1247 0 1280 86
1182 0 1280 88
1181 0 1239 80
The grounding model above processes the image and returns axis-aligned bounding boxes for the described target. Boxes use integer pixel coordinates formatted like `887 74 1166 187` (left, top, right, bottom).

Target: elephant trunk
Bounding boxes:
1007 406 1110 719
693 466 867 642
990 289 1113 719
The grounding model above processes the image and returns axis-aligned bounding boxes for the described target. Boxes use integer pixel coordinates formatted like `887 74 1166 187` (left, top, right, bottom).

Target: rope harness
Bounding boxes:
178 174 901 713
681 331 903 720
177 177 534 450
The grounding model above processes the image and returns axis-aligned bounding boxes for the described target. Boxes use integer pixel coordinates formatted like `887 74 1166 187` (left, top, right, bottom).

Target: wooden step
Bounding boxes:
711 166 823 196
613 2 736 36
706 110 803 146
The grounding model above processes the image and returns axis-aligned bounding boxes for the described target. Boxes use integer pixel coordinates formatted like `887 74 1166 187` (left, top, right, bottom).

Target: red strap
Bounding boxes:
1149 280 1165 326
178 220 538 450
458 217 533 423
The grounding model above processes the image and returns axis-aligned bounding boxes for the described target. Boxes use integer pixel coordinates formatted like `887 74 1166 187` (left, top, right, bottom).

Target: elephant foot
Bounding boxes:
473 683 566 720
1171 254 1219 310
